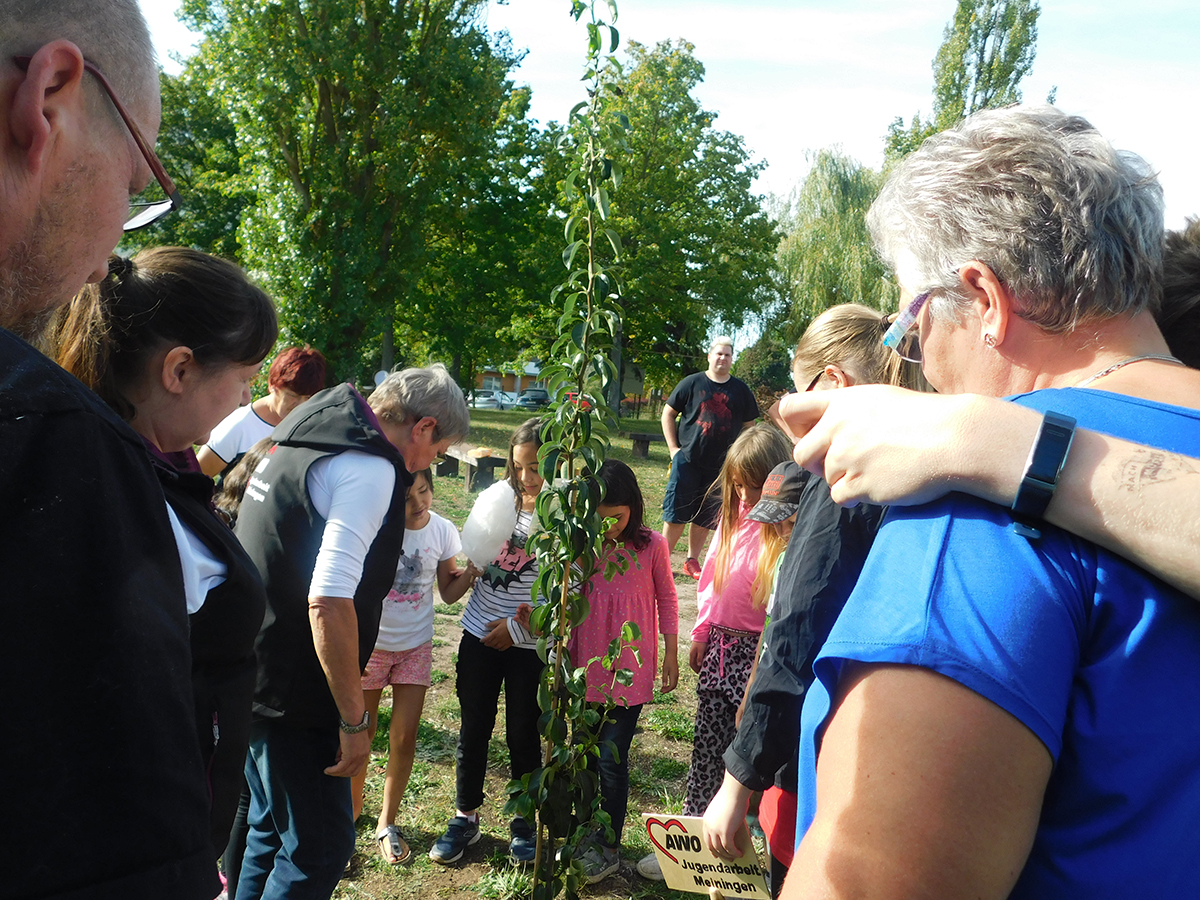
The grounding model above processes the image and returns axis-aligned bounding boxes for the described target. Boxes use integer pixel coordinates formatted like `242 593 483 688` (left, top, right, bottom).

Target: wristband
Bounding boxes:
1011 410 1076 539
339 710 370 734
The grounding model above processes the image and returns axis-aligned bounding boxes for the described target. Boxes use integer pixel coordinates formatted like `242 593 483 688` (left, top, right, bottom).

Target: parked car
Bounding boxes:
470 389 505 409
516 387 551 410
498 391 520 410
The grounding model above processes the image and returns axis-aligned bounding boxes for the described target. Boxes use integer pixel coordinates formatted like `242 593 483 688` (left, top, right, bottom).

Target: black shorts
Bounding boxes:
662 454 721 528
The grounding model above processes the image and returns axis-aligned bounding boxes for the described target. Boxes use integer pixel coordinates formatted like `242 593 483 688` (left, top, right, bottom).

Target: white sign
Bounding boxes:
640 814 769 897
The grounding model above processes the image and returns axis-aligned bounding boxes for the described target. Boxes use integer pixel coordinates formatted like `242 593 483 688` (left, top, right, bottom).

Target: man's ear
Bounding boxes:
958 261 1014 347
160 346 196 395
8 41 88 174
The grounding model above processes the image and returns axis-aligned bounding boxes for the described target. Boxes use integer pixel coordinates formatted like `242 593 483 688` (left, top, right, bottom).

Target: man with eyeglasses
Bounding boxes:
1 2 217 898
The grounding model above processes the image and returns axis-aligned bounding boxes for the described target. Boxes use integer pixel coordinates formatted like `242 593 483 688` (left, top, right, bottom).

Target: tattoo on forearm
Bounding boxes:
1115 450 1199 492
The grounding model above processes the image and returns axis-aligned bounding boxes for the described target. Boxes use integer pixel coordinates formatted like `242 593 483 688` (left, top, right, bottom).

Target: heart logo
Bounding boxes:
644 817 688 864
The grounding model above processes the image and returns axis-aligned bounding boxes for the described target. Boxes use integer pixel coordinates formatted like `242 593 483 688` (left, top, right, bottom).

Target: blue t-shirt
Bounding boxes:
796 388 1200 898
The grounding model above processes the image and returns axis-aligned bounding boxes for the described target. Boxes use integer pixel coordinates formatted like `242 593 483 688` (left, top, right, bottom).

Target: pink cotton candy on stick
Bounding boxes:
460 480 518 568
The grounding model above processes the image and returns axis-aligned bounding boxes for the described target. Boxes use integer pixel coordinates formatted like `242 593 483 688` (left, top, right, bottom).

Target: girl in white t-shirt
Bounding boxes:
353 468 476 865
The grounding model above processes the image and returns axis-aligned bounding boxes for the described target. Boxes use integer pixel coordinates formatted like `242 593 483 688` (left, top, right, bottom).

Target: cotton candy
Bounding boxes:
460 479 518 568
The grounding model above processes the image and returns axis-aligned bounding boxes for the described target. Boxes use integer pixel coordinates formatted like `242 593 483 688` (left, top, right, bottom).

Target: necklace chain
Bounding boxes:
1075 354 1184 388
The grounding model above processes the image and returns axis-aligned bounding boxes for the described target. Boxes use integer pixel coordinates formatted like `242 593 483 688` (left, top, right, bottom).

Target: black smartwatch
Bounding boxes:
339 710 370 734
1011 410 1076 539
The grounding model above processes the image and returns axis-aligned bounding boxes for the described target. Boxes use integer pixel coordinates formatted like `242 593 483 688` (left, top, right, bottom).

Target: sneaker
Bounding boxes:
636 852 664 881
578 842 620 884
429 815 481 864
683 557 702 579
509 817 536 865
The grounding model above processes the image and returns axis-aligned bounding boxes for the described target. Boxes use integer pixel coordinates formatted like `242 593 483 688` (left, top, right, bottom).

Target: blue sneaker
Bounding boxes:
429 815 481 864
509 817 536 865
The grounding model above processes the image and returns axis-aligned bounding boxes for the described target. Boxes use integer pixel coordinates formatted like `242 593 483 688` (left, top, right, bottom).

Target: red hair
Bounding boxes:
267 346 326 396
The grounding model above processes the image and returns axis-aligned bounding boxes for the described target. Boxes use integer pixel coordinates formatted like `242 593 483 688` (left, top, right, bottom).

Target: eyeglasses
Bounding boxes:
12 56 181 231
881 291 931 363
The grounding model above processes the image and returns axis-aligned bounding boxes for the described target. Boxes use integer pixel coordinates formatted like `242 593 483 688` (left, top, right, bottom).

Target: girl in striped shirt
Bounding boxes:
430 418 545 866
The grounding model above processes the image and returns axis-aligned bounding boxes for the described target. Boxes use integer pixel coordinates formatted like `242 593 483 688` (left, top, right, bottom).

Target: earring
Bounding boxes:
984 333 997 349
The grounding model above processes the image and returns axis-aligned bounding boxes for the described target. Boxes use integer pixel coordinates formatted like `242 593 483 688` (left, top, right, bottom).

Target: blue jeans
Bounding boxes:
234 721 355 900
590 703 643 848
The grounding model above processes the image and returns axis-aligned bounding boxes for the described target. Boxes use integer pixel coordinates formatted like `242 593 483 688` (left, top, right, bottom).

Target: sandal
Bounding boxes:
376 823 412 865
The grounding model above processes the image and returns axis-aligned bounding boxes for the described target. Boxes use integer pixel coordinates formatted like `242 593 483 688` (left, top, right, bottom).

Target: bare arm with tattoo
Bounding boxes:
775 387 1200 600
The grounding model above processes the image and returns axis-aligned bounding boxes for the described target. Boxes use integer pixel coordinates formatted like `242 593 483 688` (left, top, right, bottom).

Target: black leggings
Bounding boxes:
454 631 544 812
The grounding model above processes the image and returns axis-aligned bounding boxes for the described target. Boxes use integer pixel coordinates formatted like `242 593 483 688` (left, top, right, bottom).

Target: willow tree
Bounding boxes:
772 149 893 345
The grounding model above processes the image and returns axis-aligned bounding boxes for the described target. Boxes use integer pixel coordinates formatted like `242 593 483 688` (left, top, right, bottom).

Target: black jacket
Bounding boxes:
155 455 267 859
724 475 884 793
235 384 411 729
0 329 217 900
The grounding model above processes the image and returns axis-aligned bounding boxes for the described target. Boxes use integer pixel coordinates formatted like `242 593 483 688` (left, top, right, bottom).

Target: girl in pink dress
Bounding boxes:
568 459 679 883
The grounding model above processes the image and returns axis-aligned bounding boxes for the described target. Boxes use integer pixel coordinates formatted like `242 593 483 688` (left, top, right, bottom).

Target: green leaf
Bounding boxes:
594 185 610 220
608 25 619 54
603 228 622 260
562 239 585 270
604 0 619 24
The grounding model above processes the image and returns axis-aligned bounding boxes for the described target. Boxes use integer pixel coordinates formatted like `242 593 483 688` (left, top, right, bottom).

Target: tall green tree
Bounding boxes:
771 149 894 346
400 86 561 389
610 40 777 391
124 55 251 261
886 0 1041 159
511 40 779 395
180 0 521 383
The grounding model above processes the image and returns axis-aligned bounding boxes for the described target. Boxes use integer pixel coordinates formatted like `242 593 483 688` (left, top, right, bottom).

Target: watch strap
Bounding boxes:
1011 410 1076 537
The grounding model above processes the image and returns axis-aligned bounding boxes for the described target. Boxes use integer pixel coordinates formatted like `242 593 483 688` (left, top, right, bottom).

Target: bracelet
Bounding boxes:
1011 410 1076 539
339 710 370 734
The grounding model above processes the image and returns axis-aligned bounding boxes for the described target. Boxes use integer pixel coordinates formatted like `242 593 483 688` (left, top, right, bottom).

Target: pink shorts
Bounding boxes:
361 643 433 690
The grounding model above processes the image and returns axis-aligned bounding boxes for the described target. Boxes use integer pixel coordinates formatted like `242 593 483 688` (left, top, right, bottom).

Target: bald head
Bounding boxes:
1 0 160 338
2 0 157 110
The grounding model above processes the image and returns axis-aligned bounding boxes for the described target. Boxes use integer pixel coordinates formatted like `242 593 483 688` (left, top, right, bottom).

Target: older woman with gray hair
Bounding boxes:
232 363 468 899
780 106 1200 900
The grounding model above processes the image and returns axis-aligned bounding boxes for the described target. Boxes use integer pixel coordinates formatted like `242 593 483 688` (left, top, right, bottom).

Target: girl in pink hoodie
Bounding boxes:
683 423 792 816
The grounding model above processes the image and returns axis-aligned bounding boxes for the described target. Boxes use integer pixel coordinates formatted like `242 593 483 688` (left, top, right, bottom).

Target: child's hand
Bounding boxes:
482 618 515 650
689 640 708 673
702 773 754 861
514 602 533 630
661 652 679 693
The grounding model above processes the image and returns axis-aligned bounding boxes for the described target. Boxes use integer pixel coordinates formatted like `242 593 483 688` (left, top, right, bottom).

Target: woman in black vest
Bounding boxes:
48 247 278 869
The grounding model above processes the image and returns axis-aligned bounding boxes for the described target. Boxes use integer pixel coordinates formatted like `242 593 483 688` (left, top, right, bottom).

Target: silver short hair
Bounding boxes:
867 105 1164 333
709 335 734 353
3 0 157 114
369 363 470 443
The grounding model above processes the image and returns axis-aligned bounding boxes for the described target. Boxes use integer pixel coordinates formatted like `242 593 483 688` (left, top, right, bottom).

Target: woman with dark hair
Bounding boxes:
49 246 278 866
197 345 327 478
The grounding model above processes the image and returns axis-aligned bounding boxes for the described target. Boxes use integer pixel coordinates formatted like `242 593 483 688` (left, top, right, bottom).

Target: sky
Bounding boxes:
140 0 1199 228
